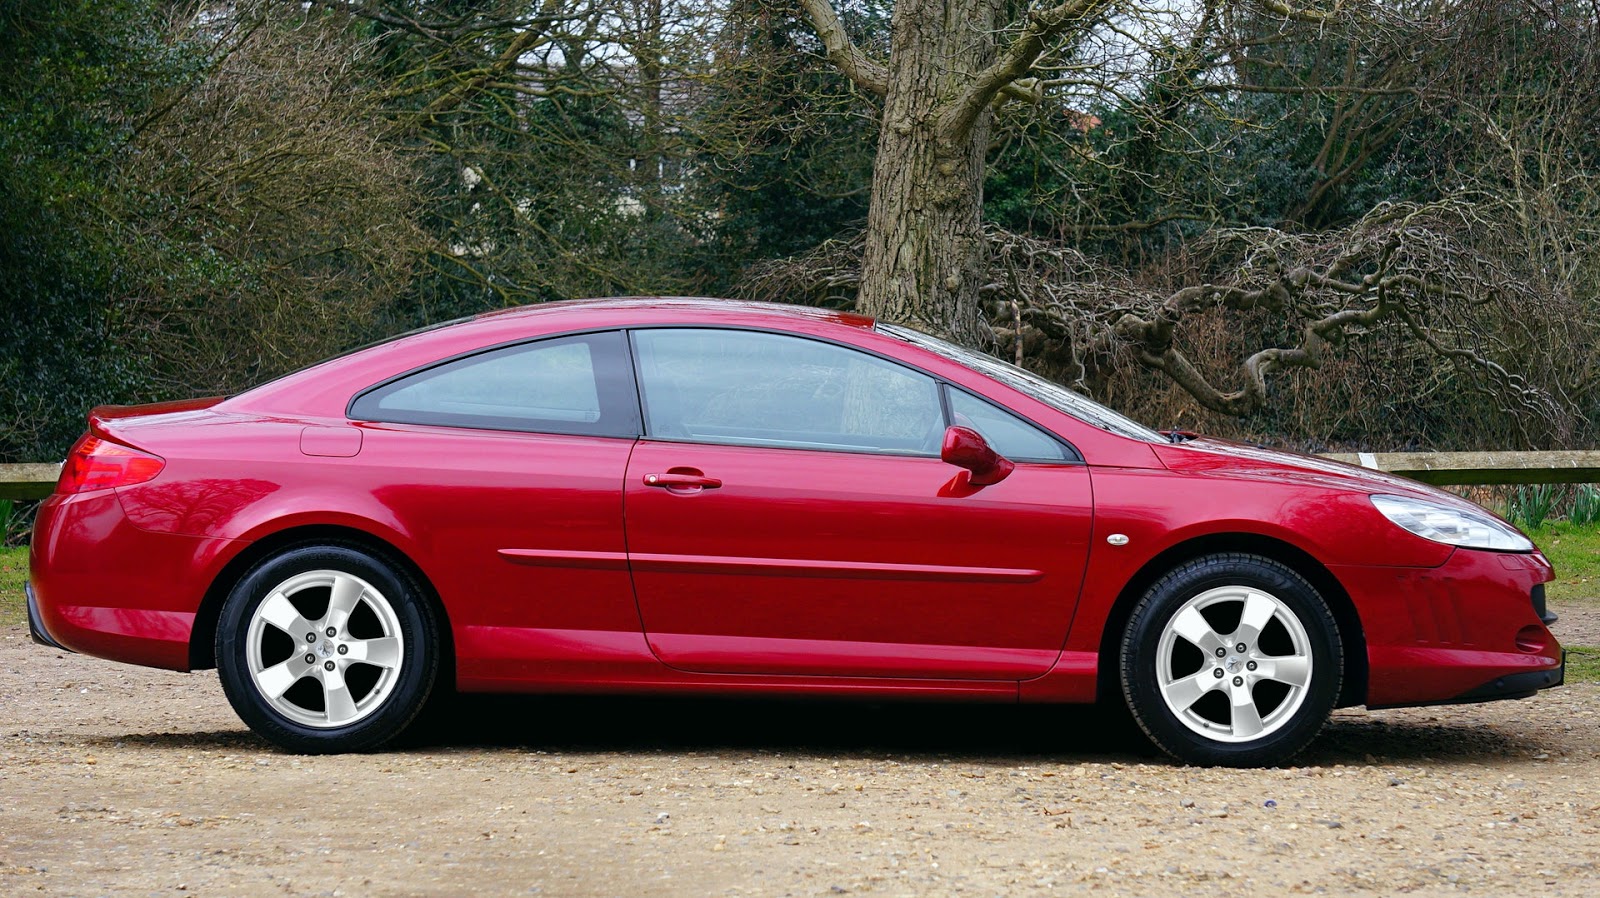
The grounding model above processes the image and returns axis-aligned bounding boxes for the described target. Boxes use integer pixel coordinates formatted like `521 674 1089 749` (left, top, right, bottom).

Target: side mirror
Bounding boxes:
940 425 1014 486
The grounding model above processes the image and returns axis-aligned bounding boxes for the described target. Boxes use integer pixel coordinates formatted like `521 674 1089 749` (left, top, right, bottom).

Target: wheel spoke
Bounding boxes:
347 636 401 670
324 574 365 632
321 667 359 725
258 593 311 637
256 655 312 700
1160 670 1221 711
1256 655 1310 688
1229 686 1265 739
1234 592 1277 646
1170 606 1226 656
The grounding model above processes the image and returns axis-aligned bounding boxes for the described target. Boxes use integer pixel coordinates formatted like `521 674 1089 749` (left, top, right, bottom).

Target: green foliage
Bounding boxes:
1570 487 1600 527
0 1 162 460
1567 647 1600 685
0 499 36 548
1510 485 1559 528
0 547 25 629
1528 521 1600 604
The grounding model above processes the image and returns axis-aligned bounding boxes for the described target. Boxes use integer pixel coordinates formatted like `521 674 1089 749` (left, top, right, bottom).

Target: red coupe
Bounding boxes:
26 298 1563 765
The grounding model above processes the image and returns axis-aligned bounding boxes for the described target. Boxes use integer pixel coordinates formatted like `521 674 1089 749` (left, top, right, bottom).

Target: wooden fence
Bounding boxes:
4 450 1600 500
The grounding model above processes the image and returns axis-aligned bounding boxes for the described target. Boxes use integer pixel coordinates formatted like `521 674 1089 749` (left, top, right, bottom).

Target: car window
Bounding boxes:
632 328 943 455
350 331 639 437
946 388 1070 462
879 322 1163 442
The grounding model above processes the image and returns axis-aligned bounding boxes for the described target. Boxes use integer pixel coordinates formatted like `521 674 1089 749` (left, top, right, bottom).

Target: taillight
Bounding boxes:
57 435 166 494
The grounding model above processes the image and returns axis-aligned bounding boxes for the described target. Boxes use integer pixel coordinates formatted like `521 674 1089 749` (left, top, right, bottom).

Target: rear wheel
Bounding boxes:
216 545 438 753
1120 554 1342 767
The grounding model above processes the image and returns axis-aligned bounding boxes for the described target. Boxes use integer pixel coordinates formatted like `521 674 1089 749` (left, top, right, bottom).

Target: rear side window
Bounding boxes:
350 331 639 437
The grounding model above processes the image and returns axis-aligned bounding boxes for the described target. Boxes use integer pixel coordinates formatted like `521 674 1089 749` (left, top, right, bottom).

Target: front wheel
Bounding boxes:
216 544 439 753
1120 554 1342 767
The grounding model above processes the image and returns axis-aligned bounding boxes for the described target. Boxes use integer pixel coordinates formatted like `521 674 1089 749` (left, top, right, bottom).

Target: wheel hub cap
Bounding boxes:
244 570 405 730
1154 585 1314 744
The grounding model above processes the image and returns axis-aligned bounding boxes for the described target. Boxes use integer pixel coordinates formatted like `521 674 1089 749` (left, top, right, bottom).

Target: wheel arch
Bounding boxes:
1095 532 1368 708
189 524 455 686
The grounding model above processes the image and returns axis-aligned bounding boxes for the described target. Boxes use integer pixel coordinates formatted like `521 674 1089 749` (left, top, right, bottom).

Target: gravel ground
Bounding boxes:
2 616 1599 898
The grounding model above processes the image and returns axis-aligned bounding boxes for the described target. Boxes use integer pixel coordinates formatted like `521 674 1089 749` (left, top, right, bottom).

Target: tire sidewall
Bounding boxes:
216 544 436 753
1121 554 1342 767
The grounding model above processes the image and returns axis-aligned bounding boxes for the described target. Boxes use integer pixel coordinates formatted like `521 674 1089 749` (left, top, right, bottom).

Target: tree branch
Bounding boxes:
940 0 1117 142
796 0 888 97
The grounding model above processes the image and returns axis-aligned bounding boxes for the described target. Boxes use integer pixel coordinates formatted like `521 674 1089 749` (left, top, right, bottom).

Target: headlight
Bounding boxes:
1370 494 1533 552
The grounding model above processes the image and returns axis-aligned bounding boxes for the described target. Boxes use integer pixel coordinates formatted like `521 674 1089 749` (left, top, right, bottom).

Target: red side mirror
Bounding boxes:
940 425 1014 486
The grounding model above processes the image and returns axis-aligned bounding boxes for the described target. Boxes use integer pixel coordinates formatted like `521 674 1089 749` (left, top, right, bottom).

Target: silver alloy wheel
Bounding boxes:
245 570 405 729
1155 585 1313 744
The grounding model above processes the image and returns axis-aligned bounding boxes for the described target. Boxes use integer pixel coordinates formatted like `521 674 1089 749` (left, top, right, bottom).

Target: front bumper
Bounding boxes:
25 581 70 652
1444 658 1565 705
1335 547 1563 709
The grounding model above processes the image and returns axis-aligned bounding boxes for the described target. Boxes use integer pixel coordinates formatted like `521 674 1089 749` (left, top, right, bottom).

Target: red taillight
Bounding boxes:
57 435 166 494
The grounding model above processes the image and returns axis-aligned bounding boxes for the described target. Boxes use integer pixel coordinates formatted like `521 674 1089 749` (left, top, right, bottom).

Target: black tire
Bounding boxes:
216 544 439 753
1119 553 1342 767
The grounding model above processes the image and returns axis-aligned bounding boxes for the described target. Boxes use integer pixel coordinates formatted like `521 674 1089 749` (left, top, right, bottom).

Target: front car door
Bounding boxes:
623 327 1093 681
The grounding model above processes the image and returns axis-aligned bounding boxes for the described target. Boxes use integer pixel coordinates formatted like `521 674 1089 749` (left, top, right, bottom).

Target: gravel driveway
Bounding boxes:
3 622 1598 897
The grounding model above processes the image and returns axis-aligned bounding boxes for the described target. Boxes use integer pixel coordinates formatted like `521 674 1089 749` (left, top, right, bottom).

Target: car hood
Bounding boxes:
1151 437 1481 510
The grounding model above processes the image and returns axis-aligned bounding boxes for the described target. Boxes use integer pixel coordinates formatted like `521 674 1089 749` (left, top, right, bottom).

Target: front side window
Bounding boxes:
947 388 1071 462
632 328 943 455
350 331 639 437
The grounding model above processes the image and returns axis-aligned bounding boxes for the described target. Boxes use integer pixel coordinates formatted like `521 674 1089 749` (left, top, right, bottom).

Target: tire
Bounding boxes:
216 544 439 753
1119 553 1342 767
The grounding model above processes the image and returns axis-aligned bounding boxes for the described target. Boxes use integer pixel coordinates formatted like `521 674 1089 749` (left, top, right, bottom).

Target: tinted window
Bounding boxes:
632 329 943 455
350 331 639 437
947 388 1070 462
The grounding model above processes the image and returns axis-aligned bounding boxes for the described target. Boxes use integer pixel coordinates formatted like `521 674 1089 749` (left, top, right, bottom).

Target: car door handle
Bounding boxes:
643 471 722 490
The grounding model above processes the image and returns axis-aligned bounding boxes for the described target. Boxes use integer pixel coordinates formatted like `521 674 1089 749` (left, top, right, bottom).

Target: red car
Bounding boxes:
26 298 1562 766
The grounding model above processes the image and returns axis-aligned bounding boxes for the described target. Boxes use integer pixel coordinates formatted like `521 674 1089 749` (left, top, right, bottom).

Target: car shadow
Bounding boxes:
402 694 1550 767
87 696 1551 767
406 695 1160 765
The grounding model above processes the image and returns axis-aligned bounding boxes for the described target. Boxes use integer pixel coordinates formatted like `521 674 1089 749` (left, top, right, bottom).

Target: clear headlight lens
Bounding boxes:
1370 494 1533 552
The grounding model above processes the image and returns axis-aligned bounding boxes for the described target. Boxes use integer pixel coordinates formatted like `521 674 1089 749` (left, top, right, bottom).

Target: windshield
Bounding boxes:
879 322 1164 443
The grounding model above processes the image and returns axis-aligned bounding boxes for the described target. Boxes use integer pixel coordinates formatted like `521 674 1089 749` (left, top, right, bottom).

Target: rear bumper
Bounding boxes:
29 489 243 671
25 581 70 651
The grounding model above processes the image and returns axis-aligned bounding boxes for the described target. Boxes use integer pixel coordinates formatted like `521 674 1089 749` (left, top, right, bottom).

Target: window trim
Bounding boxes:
346 328 641 439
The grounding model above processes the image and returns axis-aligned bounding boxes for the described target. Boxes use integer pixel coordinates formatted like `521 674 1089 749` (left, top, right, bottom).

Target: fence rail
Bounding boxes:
1318 451 1600 486
3 450 1600 501
0 464 61 500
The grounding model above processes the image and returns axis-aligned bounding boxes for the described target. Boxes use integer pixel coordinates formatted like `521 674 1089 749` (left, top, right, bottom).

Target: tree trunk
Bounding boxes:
856 0 1002 345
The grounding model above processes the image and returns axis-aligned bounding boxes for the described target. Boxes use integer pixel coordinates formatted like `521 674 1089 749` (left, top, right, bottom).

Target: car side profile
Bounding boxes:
27 298 1564 766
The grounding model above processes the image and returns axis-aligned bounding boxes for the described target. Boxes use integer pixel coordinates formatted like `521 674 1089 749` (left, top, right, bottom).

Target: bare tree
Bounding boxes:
125 3 429 391
779 0 1599 447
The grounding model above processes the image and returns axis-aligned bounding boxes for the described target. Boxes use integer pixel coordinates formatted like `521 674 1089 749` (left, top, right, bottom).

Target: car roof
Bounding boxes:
473 297 877 330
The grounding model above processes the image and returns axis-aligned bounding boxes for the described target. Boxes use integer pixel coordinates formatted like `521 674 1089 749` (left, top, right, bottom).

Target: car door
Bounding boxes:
348 330 645 669
623 327 1093 680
